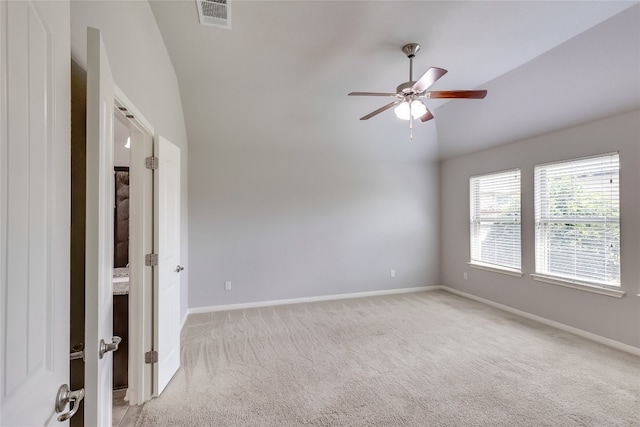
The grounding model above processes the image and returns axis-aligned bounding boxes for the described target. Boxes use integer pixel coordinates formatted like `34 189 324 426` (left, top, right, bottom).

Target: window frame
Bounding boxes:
469 168 522 275
533 152 621 293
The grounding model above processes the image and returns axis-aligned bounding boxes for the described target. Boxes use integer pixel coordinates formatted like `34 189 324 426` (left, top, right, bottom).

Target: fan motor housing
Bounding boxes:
396 81 418 94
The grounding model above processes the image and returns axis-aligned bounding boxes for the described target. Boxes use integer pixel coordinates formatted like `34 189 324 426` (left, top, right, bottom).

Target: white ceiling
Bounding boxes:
149 0 640 162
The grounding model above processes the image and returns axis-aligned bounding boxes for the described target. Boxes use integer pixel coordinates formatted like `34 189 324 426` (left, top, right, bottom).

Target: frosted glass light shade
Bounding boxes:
394 102 411 120
394 100 427 120
410 100 427 118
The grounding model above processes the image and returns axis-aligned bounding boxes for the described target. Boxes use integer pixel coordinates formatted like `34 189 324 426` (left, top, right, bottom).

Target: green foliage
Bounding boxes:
542 174 619 283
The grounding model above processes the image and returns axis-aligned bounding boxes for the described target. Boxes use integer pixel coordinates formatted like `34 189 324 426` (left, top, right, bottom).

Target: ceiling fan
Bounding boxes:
349 43 487 138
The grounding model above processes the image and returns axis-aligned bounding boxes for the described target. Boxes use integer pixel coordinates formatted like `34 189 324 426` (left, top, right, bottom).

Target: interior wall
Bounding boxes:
189 146 440 308
114 115 130 168
70 0 189 320
440 110 640 348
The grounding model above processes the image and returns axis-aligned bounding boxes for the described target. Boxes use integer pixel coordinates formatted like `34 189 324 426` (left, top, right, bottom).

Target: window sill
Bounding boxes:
530 274 625 298
468 262 523 277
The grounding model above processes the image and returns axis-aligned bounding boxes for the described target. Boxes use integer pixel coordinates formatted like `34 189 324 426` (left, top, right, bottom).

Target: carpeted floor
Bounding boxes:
136 290 640 426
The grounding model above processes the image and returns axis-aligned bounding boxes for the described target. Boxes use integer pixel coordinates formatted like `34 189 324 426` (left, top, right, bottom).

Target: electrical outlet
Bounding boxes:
225 281 232 291
390 269 396 278
463 272 468 280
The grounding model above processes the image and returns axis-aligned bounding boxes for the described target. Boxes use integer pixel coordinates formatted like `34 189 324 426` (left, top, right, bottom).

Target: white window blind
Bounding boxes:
470 169 521 270
534 153 620 287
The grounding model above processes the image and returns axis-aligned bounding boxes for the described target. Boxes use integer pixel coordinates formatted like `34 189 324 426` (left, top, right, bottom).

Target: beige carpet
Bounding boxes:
136 291 640 426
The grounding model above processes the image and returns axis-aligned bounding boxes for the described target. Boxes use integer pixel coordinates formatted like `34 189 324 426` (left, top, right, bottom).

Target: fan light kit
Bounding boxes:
348 43 487 139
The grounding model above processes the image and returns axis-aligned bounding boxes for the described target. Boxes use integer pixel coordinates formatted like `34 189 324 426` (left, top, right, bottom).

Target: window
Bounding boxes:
470 169 521 272
534 153 620 288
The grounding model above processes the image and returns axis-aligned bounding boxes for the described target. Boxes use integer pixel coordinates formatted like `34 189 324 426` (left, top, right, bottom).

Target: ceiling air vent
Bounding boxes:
196 0 231 29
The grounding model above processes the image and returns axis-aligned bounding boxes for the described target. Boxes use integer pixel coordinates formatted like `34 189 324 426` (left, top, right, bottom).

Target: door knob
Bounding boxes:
174 265 185 273
55 384 85 422
69 343 84 361
99 336 122 359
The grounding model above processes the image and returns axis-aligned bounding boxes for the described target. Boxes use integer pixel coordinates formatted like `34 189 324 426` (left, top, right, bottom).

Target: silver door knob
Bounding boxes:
99 336 122 359
69 343 84 361
55 384 85 422
174 265 185 273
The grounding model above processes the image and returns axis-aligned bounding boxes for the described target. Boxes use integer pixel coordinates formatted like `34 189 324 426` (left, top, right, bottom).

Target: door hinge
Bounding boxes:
145 350 158 364
145 253 158 267
145 156 158 170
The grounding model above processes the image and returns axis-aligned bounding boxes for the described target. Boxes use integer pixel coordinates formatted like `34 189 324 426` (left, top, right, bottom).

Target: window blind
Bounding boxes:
470 169 521 270
534 153 620 287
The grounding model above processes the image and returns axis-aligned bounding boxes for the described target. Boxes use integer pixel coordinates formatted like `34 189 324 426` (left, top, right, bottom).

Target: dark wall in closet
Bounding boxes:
114 168 129 267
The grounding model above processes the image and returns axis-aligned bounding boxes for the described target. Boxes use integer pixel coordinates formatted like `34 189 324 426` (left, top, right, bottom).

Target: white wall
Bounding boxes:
440 110 640 348
70 1 189 320
114 115 130 168
189 146 440 308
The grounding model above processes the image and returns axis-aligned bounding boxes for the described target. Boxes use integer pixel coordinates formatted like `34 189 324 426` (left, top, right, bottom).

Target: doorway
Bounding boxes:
111 94 156 409
112 115 130 424
69 60 155 426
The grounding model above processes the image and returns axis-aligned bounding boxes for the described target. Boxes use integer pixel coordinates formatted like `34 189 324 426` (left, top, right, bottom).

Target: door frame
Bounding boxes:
113 87 155 405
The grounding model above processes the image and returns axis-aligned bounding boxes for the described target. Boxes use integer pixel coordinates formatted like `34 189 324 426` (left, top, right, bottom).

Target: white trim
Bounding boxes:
114 90 155 406
188 286 439 314
530 274 625 298
469 167 521 180
440 286 640 356
468 262 523 277
534 150 619 168
114 85 154 135
181 310 189 332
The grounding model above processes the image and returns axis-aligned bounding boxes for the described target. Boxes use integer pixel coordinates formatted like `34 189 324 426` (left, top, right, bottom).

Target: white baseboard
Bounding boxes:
186 285 639 356
440 286 640 356
188 286 439 315
181 310 189 332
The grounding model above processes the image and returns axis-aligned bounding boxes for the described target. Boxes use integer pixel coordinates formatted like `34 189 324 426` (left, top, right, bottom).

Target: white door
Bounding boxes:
0 1 72 425
84 27 116 426
154 136 181 395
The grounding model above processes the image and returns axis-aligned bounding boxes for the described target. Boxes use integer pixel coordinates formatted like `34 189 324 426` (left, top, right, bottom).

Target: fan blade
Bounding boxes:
359 101 400 120
425 90 487 99
420 109 434 122
348 92 398 97
412 67 447 93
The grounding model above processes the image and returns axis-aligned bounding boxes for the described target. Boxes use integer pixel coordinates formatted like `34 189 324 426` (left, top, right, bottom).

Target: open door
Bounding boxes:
84 27 116 426
0 1 73 425
153 135 182 395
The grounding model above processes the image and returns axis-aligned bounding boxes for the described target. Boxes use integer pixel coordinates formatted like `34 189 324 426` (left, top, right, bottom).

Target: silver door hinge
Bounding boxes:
145 350 158 364
145 156 158 170
145 253 158 266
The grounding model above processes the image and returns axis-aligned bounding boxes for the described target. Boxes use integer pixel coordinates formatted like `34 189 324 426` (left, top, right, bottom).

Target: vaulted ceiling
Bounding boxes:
149 1 640 162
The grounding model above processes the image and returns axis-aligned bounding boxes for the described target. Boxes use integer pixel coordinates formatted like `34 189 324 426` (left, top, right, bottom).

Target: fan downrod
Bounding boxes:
399 43 421 93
